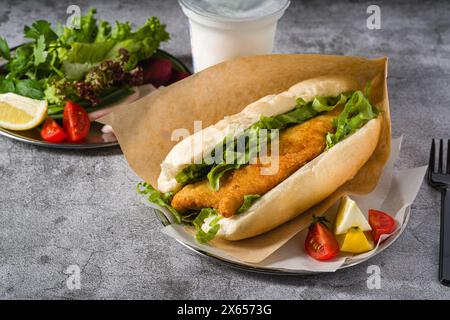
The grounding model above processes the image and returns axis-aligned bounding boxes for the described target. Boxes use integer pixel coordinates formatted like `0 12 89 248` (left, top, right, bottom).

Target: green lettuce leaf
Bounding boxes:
175 163 212 186
0 37 10 61
237 194 261 214
137 182 181 224
64 41 116 64
61 61 95 80
58 8 98 44
311 93 351 112
257 102 316 130
137 182 221 243
106 17 170 70
193 208 221 243
207 163 241 191
326 90 378 149
110 21 132 40
94 20 112 42
61 16 169 72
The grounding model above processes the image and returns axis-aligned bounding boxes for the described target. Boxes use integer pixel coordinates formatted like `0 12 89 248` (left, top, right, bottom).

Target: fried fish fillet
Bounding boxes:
171 111 337 217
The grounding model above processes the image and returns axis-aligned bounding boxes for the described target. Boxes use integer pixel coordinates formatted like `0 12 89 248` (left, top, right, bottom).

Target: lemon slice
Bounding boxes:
338 227 374 254
334 195 371 235
0 93 48 131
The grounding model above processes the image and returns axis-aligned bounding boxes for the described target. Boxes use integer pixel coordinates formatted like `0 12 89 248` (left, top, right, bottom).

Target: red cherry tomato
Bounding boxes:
305 216 340 261
41 117 67 143
368 209 397 243
142 58 172 87
63 101 90 142
168 70 190 84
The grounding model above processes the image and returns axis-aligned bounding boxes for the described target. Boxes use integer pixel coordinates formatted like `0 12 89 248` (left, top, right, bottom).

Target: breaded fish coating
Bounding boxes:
171 111 337 217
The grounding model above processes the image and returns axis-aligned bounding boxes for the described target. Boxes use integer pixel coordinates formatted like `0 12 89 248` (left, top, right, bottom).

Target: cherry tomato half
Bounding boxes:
40 117 67 143
63 101 90 142
305 216 340 261
368 209 397 243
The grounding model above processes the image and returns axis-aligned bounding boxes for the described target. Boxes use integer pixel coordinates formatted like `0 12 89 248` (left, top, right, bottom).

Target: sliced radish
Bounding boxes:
169 70 191 84
141 58 173 87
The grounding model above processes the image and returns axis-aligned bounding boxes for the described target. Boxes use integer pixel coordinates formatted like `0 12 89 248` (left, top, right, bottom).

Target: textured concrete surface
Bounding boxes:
0 0 449 299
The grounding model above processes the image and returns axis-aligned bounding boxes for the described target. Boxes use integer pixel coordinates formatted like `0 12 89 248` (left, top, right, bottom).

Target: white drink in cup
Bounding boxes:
179 0 290 72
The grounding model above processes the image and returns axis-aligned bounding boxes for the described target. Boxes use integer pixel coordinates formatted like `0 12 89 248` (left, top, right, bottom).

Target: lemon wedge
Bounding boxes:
334 195 371 235
0 93 47 131
338 227 374 254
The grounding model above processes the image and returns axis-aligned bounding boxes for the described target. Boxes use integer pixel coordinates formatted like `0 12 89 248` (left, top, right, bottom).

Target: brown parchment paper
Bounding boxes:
101 54 390 264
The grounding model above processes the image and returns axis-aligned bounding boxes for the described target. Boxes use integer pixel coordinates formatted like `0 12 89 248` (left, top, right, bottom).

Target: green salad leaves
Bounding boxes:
237 195 261 214
59 13 169 78
175 163 212 186
326 90 379 149
193 208 222 243
137 182 181 224
137 182 222 244
256 93 351 130
0 8 169 115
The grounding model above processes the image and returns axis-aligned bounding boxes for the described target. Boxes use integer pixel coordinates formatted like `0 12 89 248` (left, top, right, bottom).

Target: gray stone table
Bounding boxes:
0 0 449 299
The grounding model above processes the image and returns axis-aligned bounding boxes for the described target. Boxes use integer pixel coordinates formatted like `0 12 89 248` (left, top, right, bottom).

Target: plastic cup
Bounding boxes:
179 0 290 72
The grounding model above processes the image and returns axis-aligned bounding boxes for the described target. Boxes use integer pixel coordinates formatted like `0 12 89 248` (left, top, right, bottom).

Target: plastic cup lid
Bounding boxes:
179 0 290 23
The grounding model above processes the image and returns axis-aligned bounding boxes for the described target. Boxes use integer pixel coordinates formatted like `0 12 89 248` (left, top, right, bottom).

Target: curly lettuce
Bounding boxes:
193 208 222 244
138 182 222 243
60 14 169 76
175 163 212 186
137 182 181 224
326 90 378 149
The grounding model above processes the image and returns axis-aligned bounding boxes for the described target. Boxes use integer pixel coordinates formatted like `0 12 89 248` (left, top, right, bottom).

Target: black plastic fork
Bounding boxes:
428 139 450 286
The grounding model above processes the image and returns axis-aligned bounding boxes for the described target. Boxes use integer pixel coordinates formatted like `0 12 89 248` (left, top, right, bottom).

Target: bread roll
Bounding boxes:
158 76 360 193
216 116 381 240
156 75 381 240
